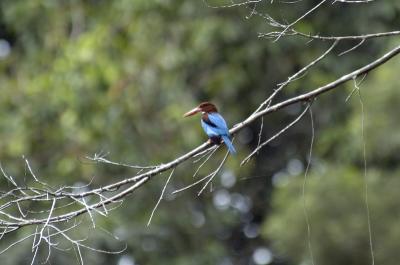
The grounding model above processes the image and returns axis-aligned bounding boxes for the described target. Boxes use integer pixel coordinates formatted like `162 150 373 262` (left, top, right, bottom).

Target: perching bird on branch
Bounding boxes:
183 102 236 154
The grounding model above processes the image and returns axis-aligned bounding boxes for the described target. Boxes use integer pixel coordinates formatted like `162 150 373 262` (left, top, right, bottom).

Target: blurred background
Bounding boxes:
0 0 399 264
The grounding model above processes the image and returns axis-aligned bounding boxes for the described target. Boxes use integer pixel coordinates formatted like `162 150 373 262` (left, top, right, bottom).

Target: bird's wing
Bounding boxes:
201 119 219 136
206 113 230 135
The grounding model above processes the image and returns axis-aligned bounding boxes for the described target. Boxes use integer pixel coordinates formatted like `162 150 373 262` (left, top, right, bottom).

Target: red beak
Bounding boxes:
183 107 201 117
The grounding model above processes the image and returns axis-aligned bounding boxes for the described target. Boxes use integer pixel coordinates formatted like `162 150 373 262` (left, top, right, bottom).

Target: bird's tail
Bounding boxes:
222 135 236 154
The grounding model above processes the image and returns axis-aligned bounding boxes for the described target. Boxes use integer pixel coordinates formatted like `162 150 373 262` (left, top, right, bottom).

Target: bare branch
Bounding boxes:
197 150 230 196
236 43 400 138
0 6 398 259
274 0 328 41
332 0 374 3
86 153 158 170
202 0 262 9
260 30 400 41
250 39 338 116
241 104 311 166
147 169 175 226
338 38 366 56
303 106 316 265
0 43 398 234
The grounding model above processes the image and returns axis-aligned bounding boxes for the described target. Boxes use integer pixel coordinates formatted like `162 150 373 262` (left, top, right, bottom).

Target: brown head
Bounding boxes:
183 102 218 117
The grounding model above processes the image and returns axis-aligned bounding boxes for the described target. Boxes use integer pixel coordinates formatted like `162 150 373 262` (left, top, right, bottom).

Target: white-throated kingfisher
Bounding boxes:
183 102 236 154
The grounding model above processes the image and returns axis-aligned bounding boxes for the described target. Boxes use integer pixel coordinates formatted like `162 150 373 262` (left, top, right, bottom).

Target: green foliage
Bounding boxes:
0 0 399 264
264 165 400 265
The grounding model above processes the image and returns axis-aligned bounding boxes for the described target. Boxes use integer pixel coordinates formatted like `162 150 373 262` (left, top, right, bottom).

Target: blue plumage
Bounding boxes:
201 113 236 154
184 102 236 154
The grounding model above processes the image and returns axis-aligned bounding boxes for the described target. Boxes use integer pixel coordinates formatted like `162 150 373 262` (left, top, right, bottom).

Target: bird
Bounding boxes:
183 102 236 154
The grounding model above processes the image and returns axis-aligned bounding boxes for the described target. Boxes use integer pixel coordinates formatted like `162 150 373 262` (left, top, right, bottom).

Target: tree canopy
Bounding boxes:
0 1 399 264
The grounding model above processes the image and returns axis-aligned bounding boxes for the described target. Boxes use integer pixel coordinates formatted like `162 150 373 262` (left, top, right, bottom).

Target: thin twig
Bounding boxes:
198 150 230 196
357 86 375 265
339 38 365 56
192 146 219 178
147 169 175 226
274 0 328 41
302 105 316 265
249 40 338 117
241 104 310 165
